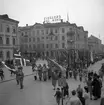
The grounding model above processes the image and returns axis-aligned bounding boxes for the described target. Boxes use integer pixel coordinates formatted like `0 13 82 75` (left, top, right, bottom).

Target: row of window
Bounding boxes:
22 28 67 36
23 36 65 43
23 43 65 49
0 24 16 33
0 37 16 45
0 51 10 59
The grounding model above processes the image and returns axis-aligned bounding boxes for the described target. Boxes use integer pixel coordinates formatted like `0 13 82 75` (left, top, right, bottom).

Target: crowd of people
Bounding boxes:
0 57 104 105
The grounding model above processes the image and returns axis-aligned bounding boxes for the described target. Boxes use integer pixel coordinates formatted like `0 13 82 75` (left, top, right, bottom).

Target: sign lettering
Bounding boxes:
44 15 61 23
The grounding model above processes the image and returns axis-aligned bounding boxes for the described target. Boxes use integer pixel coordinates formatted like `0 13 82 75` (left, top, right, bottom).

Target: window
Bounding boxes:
62 43 65 48
55 44 58 48
21 32 24 36
46 51 49 56
46 29 48 34
13 27 16 33
62 36 65 40
33 44 36 49
0 51 3 59
50 43 53 48
37 44 40 48
50 28 53 33
46 36 48 39
46 44 48 48
33 38 35 42
29 38 31 42
42 37 44 39
7 51 10 59
41 30 44 35
55 36 58 40
29 45 32 49
55 29 58 33
0 24 3 32
37 37 40 41
13 38 15 45
25 45 28 49
33 31 35 35
62 28 65 33
6 26 10 33
0 37 3 44
42 44 44 48
51 51 53 56
25 32 27 35
24 37 28 43
51 36 53 40
37 30 39 35
6 37 10 45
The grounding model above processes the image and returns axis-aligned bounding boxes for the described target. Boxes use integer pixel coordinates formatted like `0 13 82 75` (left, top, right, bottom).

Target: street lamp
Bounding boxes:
67 30 75 69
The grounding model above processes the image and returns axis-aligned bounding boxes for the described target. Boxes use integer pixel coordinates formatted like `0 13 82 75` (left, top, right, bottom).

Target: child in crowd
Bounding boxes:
54 88 62 105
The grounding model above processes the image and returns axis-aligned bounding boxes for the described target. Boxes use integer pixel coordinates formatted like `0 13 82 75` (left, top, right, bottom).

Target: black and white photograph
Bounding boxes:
0 0 104 105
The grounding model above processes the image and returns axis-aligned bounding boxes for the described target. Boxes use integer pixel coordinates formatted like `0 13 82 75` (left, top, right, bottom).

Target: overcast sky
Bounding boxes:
0 0 104 42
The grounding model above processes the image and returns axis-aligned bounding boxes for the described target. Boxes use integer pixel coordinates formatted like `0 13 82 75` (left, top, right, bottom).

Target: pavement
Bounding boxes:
0 59 104 105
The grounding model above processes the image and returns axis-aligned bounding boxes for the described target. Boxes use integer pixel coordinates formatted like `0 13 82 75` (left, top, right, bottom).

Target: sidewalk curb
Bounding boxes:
0 73 34 84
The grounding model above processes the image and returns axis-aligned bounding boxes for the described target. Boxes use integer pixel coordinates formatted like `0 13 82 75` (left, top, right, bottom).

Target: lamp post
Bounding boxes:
67 29 75 69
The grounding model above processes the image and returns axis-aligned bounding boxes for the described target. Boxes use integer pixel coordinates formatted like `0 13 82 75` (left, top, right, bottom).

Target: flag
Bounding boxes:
90 51 93 62
67 12 69 22
46 58 66 72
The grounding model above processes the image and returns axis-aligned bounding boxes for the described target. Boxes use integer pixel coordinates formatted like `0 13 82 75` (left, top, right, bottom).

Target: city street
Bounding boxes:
0 59 104 105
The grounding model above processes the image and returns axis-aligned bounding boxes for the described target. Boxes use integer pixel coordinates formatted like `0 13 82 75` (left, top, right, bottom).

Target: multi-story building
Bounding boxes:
88 35 102 54
0 14 19 61
19 20 88 59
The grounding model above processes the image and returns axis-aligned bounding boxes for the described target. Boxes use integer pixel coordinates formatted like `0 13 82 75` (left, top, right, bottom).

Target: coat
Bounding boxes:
92 78 101 97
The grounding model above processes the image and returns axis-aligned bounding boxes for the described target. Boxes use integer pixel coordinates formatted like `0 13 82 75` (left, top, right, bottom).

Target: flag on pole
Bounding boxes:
67 12 69 22
90 51 93 62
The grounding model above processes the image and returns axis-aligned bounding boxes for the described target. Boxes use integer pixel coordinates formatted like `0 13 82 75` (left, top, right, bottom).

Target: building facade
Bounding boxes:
88 35 102 54
0 14 19 61
19 20 88 59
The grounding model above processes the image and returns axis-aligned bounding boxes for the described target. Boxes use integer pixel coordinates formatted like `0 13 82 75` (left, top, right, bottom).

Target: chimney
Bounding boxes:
61 19 63 23
26 24 28 27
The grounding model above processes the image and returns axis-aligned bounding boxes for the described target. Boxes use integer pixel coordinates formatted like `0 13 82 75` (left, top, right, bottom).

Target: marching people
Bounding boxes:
78 91 85 105
84 87 90 105
33 66 38 80
38 64 42 81
0 68 4 81
79 71 83 82
15 68 19 85
18 66 24 89
43 64 47 81
52 68 57 90
69 90 82 105
92 75 101 100
63 82 69 98
86 77 92 100
54 88 62 105
76 84 83 97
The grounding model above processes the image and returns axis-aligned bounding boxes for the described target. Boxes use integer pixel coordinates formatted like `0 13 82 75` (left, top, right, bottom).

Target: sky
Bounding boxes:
0 0 104 43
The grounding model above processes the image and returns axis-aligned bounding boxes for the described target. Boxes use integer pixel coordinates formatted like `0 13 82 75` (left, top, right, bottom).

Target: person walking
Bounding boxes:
87 77 92 100
78 91 85 105
76 85 83 97
54 88 62 105
15 68 19 85
68 90 82 105
0 68 4 81
92 75 101 100
84 87 90 105
18 66 24 89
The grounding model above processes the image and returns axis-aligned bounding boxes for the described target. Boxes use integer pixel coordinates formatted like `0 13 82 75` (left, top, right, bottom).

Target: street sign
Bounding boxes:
58 77 66 87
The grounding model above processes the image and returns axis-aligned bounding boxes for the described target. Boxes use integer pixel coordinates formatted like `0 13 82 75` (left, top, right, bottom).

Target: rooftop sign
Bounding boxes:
44 15 61 23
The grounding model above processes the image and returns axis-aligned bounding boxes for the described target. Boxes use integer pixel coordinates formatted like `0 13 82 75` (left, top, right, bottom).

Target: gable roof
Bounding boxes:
0 14 19 23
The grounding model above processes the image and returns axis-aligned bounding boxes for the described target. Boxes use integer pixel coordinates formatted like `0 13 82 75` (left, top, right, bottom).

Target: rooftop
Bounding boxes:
0 14 19 23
